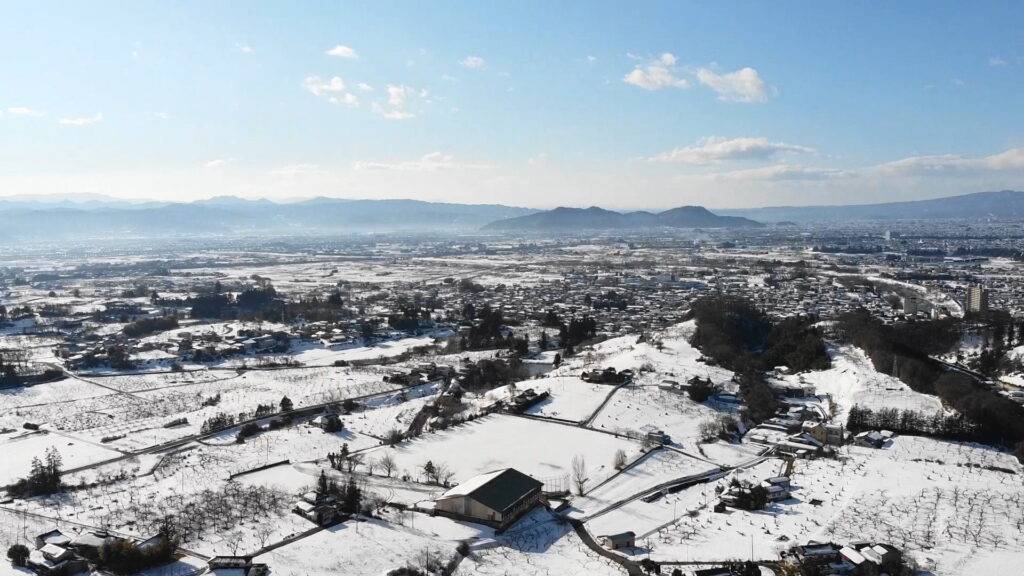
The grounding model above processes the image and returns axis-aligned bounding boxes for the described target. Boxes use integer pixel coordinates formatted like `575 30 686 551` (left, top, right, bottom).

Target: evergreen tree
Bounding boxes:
341 477 362 513
317 470 330 494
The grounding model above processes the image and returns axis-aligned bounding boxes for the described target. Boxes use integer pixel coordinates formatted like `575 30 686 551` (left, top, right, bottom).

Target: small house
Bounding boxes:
598 531 635 550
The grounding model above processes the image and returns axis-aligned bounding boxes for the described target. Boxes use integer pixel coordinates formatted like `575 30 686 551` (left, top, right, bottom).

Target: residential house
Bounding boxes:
598 531 635 550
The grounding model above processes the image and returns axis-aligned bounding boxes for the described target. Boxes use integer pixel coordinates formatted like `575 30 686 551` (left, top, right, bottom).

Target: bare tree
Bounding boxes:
698 417 720 442
255 523 275 550
434 462 454 486
379 453 397 478
346 452 364 473
613 449 627 470
571 455 588 496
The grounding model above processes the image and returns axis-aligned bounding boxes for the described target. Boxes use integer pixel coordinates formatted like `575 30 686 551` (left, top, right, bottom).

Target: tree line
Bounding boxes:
836 310 1024 460
688 295 831 423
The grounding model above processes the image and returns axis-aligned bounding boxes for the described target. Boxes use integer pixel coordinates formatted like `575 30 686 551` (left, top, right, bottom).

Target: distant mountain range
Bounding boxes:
716 190 1024 222
481 205 763 231
0 197 537 241
2 190 1024 242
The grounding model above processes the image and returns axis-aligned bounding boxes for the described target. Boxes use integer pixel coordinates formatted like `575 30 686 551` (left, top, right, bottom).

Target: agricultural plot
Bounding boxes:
570 448 721 519
286 334 446 366
591 385 736 451
203 366 400 407
783 345 944 419
574 322 733 386
89 369 236 393
342 394 437 439
0 430 122 486
460 509 624 576
517 376 613 423
580 458 777 544
11 433 315 557
640 436 1024 575
0 377 114 411
255 519 457 576
234 462 319 493
365 414 640 491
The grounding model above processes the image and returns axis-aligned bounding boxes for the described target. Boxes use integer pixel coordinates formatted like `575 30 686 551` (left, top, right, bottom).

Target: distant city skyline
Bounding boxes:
2 1 1024 209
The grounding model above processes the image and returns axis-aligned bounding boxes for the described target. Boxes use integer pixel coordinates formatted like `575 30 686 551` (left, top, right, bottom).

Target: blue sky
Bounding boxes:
1 1 1023 209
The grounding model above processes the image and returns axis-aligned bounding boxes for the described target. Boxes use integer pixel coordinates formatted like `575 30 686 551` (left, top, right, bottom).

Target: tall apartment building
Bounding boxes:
967 285 989 313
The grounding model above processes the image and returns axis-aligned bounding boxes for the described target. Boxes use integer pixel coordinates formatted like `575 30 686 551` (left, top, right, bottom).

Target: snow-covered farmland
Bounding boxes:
460 510 624 576
0 431 122 486
489 376 612 423
639 436 1024 576
788 345 944 419
592 385 738 453
255 519 457 576
366 414 640 492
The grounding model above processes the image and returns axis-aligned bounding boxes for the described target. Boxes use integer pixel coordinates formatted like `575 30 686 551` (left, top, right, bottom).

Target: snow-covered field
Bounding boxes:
459 510 624 576
0 430 122 486
491 376 612 423
255 518 458 576
638 436 1024 575
365 414 641 492
788 345 944 419
592 385 737 452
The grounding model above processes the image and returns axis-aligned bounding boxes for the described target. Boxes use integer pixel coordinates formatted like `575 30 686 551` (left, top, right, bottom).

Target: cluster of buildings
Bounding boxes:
782 540 903 576
24 528 170 576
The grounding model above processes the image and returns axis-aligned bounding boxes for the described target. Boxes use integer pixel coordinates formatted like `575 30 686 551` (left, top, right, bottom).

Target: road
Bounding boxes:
581 378 633 427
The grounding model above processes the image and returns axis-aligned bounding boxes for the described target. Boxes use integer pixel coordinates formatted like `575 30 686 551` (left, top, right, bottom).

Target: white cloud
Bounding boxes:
353 152 484 171
711 147 1024 183
8 107 44 117
59 113 103 126
460 56 486 69
268 163 327 177
527 153 549 166
326 45 358 59
623 53 688 90
649 137 814 164
871 148 1024 176
989 56 1007 67
303 76 360 106
204 158 232 169
304 75 345 96
371 84 424 119
372 105 413 120
236 43 253 54
711 164 850 181
356 82 373 92
155 112 170 120
587 55 597 64
696 67 772 102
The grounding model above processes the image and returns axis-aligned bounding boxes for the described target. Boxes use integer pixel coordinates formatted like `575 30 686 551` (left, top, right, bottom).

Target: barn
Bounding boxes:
434 468 543 529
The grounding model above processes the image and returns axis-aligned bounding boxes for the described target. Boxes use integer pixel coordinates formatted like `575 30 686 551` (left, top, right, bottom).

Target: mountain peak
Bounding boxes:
482 204 762 231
